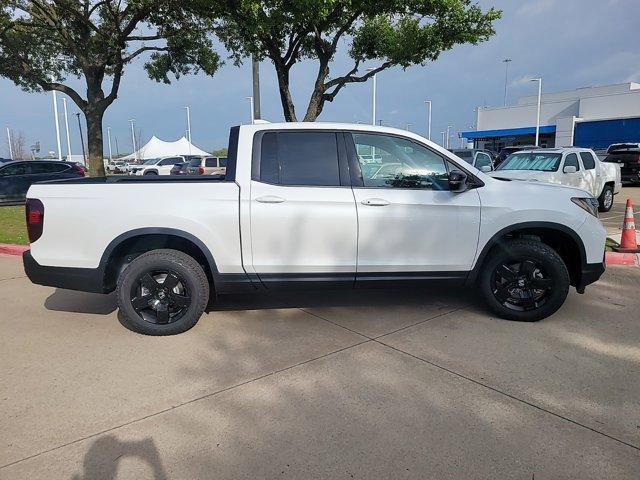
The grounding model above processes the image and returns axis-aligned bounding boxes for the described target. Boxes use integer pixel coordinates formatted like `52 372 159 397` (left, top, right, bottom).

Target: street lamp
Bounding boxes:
107 126 113 162
531 77 543 147
406 123 412 131
446 125 453 149
245 96 255 124
6 127 13 160
52 91 62 160
366 68 377 126
129 119 137 161
441 131 446 147
503 58 512 107
184 106 192 143
424 100 432 141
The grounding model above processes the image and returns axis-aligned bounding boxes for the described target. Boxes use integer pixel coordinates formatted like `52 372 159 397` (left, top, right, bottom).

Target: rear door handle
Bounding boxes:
361 198 390 207
256 195 286 204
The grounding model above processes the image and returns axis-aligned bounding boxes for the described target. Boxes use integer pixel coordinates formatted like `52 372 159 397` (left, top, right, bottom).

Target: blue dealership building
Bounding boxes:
462 82 640 152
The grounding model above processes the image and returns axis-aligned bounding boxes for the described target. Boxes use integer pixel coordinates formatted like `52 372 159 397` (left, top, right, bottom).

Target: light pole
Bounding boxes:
52 91 62 160
406 123 412 131
184 106 192 143
6 127 13 160
441 131 446 147
531 77 543 147
424 100 432 141
503 58 512 107
75 113 86 165
245 96 255 124
367 68 377 126
62 98 72 159
446 125 453 149
129 119 137 161
107 126 113 162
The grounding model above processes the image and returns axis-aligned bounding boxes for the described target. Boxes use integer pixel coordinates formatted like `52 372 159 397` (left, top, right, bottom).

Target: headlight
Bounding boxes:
571 197 599 217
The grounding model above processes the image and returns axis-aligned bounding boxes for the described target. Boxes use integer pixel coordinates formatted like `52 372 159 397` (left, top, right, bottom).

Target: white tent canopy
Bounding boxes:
121 136 209 161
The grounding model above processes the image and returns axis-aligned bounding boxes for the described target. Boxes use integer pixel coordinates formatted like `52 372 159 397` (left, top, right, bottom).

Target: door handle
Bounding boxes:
256 195 286 204
361 198 390 207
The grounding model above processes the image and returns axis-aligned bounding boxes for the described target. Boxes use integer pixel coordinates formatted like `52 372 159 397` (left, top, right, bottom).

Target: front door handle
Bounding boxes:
361 198 390 207
256 195 286 204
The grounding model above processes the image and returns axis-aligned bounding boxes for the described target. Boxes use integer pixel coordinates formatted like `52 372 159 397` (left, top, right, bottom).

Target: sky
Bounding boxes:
1 0 640 158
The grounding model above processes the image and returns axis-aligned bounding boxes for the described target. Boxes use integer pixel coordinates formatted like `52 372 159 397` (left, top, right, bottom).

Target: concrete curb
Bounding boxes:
0 244 29 256
605 251 640 266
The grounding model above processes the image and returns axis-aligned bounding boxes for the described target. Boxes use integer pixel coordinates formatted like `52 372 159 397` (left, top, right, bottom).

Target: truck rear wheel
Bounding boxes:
598 185 614 212
116 249 209 335
479 239 570 322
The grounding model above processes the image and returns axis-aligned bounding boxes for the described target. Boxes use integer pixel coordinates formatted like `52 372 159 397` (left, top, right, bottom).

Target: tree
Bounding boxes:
6 128 27 159
0 1 220 176
212 147 228 156
213 0 501 122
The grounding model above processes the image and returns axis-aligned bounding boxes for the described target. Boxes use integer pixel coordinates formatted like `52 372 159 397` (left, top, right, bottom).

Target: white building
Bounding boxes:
462 82 640 151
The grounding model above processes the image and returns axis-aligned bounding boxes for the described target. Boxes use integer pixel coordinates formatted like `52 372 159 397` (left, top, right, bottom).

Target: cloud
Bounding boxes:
517 0 556 17
509 75 537 88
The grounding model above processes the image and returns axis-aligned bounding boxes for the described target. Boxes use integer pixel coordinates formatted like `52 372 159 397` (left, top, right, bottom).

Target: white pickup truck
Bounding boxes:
23 123 606 335
490 147 622 212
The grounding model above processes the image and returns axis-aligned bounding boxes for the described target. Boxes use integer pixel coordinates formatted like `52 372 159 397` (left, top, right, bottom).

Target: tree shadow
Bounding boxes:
71 435 167 480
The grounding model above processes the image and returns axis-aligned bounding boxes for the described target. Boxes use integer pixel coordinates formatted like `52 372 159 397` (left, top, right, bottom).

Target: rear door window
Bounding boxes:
579 152 596 170
258 132 340 186
205 158 217 167
0 163 28 176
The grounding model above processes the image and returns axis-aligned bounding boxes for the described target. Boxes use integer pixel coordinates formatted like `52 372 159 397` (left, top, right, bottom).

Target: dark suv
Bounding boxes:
603 143 640 184
0 160 86 204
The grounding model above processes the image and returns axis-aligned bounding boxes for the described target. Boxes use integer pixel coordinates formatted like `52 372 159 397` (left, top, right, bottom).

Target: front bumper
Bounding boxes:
23 250 107 293
576 260 605 294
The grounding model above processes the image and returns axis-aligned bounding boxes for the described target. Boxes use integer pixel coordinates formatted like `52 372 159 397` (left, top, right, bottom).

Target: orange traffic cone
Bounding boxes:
614 199 639 253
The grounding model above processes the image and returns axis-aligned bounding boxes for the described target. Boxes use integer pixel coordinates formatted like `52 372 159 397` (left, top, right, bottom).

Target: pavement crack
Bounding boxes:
373 338 640 453
0 338 371 471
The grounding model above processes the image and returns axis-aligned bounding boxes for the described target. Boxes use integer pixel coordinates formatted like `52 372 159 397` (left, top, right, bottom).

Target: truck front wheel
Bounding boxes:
598 185 614 212
479 239 570 322
116 249 209 335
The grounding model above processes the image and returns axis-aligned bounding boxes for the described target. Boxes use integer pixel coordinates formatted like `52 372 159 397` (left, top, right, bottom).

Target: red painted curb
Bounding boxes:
0 244 29 256
605 251 639 266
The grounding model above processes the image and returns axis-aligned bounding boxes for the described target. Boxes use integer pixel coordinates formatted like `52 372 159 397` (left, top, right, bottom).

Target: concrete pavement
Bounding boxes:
1 256 639 479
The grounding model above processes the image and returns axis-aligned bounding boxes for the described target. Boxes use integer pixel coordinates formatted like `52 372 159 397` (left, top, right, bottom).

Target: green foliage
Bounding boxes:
211 147 228 156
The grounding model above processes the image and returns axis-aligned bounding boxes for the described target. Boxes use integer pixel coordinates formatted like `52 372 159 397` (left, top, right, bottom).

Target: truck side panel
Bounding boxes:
27 182 243 273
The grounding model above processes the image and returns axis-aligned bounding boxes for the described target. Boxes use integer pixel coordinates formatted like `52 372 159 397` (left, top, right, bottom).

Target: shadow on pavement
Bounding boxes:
71 435 167 480
44 289 117 315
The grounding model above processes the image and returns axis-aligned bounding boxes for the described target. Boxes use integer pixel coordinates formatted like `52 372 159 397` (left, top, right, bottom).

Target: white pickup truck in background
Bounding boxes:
490 147 622 212
23 123 606 335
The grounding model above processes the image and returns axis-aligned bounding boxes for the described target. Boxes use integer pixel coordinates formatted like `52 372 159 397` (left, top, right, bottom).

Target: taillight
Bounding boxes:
25 199 44 243
198 166 205 175
72 164 86 176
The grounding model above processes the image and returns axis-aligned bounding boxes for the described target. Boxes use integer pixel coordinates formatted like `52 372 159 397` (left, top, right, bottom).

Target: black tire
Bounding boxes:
116 249 209 335
144 170 158 176
479 239 570 322
598 185 614 212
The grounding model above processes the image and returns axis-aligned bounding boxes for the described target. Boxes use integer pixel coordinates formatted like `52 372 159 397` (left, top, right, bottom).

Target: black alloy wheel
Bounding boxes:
491 259 553 312
130 270 191 325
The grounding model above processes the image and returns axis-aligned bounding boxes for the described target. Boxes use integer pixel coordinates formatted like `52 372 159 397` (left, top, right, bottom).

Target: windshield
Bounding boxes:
497 153 562 172
143 158 159 165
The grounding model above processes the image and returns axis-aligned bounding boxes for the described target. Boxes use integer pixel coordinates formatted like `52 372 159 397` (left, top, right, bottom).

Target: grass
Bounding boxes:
0 205 28 245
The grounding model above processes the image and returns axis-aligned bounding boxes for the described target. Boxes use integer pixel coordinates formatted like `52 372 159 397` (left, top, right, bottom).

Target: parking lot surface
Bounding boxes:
1 254 639 479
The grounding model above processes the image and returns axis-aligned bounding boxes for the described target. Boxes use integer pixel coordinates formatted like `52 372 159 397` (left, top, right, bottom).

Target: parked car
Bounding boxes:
23 123 606 335
170 156 227 176
448 149 495 171
129 156 185 176
602 143 640 184
0 160 85 204
495 145 538 166
106 160 129 174
491 147 621 212
0 158 12 165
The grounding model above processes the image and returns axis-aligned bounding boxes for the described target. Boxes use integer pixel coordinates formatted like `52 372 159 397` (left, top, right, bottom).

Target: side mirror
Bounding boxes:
563 165 577 174
449 170 468 192
480 165 492 173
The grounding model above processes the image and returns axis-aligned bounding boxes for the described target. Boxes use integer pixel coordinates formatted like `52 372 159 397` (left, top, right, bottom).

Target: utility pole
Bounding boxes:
75 112 86 165
129 119 137 160
6 127 13 160
184 106 192 142
531 77 543 147
424 100 432 141
252 55 261 120
62 98 72 160
503 58 512 107
107 126 113 162
441 131 446 147
52 91 62 160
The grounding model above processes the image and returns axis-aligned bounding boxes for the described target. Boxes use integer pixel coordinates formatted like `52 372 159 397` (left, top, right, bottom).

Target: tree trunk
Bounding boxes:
84 106 106 177
303 59 330 122
274 64 297 122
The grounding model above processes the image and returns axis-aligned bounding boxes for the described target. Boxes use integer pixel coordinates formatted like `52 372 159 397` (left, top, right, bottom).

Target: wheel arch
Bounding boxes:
100 228 220 292
467 222 587 287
